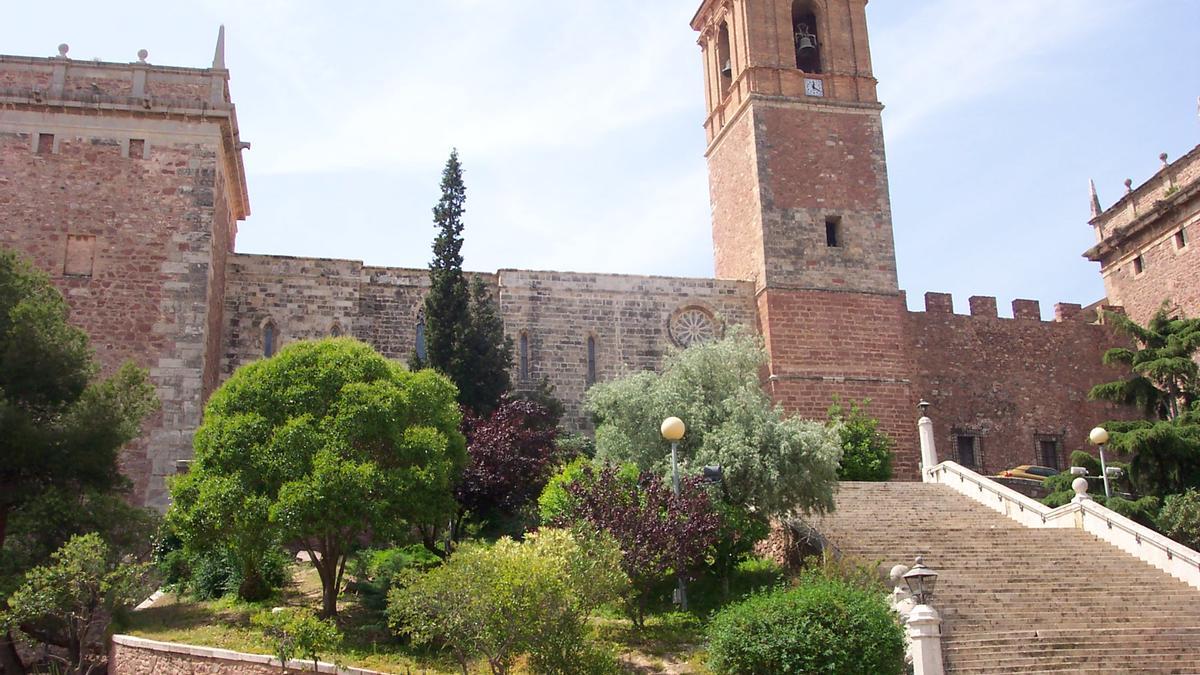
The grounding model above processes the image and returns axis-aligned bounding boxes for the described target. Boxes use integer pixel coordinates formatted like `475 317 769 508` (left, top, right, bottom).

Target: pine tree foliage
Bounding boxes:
417 150 513 415
1089 305 1200 420
421 149 471 388
459 276 513 415
1088 305 1200 497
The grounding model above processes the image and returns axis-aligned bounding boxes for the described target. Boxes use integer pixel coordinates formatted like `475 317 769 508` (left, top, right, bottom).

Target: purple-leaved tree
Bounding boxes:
557 466 721 626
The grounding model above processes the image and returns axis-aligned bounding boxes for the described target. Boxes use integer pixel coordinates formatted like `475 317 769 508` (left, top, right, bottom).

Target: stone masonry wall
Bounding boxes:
109 635 384 675
755 102 898 294
222 257 756 429
758 288 918 477
907 293 1130 477
497 269 756 428
0 110 231 507
1097 189 1199 326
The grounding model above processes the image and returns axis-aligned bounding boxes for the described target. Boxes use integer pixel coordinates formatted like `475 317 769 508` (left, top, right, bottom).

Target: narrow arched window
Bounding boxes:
792 1 822 73
415 311 427 361
586 336 597 386
330 322 342 337
263 321 277 357
716 22 733 92
519 333 529 381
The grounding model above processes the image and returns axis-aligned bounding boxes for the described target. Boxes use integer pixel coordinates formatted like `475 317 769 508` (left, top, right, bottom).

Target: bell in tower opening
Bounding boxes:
792 1 821 73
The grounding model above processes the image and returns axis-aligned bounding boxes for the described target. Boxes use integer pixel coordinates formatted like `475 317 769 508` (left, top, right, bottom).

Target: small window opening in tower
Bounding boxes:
716 22 733 92
330 322 342 337
792 2 822 73
586 336 597 386
1175 228 1188 249
1133 255 1144 275
519 333 530 381
825 215 842 247
36 133 54 155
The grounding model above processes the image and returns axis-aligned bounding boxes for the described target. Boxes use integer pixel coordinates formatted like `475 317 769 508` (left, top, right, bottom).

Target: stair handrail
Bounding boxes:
926 460 1200 591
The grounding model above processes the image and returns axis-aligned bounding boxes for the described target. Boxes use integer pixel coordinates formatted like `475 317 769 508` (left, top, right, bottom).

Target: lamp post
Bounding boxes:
902 556 944 675
1089 426 1112 499
660 416 687 609
917 399 938 478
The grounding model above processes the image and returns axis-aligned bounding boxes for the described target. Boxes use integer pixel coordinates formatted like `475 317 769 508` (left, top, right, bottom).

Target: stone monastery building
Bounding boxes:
2 0 1197 509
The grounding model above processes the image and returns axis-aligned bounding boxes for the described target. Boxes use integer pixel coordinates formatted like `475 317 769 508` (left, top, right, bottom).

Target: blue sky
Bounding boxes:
5 1 1199 317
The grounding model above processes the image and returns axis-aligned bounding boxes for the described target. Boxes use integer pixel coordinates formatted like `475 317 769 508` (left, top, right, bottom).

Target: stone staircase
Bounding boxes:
806 481 1200 674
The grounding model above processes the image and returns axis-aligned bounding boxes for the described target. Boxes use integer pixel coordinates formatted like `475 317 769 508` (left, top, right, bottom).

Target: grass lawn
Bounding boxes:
122 558 786 674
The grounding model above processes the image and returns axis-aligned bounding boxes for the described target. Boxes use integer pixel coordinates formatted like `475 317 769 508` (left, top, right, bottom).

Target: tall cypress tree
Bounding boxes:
421 150 471 381
418 150 513 415
460 276 513 415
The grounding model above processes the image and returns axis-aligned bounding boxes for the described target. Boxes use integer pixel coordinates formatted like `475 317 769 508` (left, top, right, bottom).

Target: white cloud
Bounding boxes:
873 0 1128 140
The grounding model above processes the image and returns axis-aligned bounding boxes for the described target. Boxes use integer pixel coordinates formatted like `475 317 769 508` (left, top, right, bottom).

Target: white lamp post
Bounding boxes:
660 416 688 609
1089 426 1112 499
902 557 944 675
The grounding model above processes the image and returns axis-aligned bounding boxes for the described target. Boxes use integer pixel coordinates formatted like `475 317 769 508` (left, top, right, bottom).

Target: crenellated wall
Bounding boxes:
905 292 1129 477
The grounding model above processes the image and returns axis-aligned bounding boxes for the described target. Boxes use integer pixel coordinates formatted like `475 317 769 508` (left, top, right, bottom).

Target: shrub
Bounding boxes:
555 466 721 626
387 529 626 675
706 578 904 675
177 545 289 601
350 545 442 611
1159 490 1200 549
828 398 893 481
252 608 341 671
4 533 153 674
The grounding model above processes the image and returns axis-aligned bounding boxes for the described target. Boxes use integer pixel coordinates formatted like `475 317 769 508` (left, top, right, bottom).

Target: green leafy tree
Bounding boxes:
585 326 841 518
388 529 626 675
252 608 342 673
3 533 153 675
1158 489 1200 550
828 398 893 481
168 338 466 617
0 249 157 675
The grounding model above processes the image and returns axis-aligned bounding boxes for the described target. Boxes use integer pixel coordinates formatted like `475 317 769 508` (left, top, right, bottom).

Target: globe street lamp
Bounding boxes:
661 416 686 497
660 416 687 609
1089 426 1113 499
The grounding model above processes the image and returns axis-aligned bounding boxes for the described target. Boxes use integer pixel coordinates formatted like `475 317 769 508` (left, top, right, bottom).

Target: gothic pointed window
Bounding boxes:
415 311 427 361
586 336 597 386
519 333 530 381
263 321 277 357
792 2 822 73
330 322 343 337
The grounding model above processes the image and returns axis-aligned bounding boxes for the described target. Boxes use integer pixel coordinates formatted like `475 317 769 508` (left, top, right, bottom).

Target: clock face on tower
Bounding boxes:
804 78 824 97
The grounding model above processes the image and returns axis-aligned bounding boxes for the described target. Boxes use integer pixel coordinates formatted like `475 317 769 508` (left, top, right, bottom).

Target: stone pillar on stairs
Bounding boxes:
907 604 945 675
918 409 938 480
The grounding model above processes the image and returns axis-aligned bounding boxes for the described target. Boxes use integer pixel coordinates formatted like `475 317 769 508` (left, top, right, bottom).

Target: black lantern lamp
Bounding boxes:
902 556 938 605
917 399 931 418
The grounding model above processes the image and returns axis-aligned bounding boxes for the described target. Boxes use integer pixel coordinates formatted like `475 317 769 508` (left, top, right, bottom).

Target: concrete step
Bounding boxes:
805 481 1200 674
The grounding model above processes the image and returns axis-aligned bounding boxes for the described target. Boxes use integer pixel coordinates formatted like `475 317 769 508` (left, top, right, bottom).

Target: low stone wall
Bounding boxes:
109 635 386 674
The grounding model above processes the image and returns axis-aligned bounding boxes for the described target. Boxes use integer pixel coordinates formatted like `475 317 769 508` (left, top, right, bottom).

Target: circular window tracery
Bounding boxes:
669 306 718 347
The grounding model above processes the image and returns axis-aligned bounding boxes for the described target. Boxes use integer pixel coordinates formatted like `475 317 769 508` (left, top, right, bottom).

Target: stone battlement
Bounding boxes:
0 47 231 113
911 291 1106 323
1088 144 1200 242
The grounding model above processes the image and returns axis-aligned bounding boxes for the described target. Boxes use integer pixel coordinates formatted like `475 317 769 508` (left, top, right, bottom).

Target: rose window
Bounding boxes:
669 307 717 347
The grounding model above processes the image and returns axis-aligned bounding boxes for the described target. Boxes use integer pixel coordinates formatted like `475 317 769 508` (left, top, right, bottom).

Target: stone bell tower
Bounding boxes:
692 0 915 472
